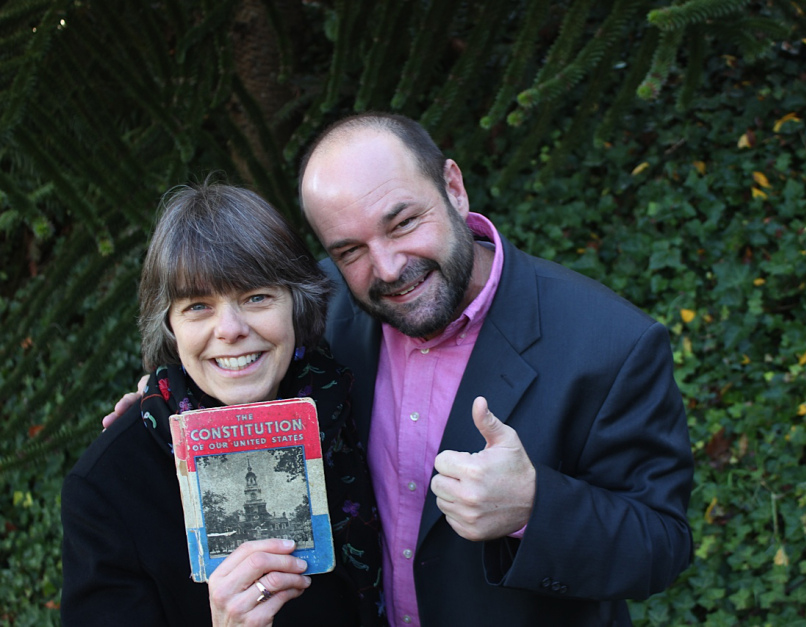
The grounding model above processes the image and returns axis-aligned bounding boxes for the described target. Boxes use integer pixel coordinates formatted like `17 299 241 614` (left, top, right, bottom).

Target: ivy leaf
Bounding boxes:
631 161 650 176
752 172 771 188
737 130 755 148
773 112 801 133
680 308 696 323
751 187 767 199
773 546 789 566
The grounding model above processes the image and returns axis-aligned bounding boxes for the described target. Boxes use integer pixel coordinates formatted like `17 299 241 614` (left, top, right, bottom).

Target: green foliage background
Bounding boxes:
1 0 804 624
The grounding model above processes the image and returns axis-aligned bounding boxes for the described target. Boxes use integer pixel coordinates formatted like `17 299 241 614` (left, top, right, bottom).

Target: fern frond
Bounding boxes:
648 0 753 32
354 2 406 112
677 24 706 111
637 26 685 101
481 0 551 129
421 1 510 137
391 0 463 111
594 27 658 144
517 0 597 110
521 0 645 108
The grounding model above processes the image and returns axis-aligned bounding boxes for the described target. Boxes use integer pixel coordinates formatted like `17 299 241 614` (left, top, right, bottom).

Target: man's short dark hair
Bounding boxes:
139 182 330 371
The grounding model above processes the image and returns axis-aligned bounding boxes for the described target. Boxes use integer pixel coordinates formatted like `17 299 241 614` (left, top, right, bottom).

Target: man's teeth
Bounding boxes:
215 353 261 370
393 277 426 297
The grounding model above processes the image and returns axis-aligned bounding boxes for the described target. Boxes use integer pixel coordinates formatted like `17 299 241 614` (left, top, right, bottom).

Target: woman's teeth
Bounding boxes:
215 352 261 370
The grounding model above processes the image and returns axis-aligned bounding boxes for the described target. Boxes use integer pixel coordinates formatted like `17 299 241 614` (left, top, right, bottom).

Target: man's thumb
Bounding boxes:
472 396 508 448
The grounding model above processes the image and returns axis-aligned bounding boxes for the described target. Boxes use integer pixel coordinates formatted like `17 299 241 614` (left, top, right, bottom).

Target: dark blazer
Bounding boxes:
322 234 693 626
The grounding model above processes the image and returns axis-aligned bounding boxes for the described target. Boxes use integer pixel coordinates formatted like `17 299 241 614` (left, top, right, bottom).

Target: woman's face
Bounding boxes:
168 286 296 406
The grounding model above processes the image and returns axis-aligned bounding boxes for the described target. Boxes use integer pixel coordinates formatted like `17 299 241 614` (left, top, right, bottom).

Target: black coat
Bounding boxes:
61 347 384 626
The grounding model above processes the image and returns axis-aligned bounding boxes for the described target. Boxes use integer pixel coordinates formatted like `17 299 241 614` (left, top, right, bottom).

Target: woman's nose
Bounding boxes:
214 304 249 341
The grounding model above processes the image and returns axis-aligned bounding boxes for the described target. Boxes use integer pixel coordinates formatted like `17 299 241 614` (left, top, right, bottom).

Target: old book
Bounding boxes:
170 397 334 582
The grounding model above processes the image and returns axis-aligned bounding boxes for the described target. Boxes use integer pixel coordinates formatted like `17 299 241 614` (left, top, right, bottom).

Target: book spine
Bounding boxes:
170 417 207 581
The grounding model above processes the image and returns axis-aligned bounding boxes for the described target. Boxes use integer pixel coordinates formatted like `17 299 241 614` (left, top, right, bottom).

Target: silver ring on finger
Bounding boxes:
255 579 273 604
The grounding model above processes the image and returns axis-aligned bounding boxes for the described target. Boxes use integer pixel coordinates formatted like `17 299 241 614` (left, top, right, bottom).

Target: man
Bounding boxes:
109 113 693 626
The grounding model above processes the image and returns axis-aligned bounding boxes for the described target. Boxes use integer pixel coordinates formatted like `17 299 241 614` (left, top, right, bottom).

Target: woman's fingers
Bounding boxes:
208 539 311 627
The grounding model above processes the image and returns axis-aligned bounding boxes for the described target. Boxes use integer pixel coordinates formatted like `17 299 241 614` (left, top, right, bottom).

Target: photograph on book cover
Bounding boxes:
196 447 314 557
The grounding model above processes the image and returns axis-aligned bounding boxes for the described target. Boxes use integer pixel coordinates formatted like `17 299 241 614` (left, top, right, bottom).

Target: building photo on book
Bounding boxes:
198 447 313 557
170 397 334 581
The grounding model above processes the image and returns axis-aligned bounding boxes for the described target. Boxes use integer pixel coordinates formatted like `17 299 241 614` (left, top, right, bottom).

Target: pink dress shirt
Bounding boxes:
367 213 504 627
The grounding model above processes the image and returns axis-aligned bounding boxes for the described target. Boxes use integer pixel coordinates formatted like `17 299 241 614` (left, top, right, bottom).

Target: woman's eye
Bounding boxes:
187 302 208 312
248 294 267 303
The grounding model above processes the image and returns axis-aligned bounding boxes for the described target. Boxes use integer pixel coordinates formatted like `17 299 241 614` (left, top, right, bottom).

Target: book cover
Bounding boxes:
170 397 334 582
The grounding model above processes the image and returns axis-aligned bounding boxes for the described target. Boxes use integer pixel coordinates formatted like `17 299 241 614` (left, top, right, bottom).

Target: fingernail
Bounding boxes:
282 538 295 549
303 575 312 586
296 558 308 571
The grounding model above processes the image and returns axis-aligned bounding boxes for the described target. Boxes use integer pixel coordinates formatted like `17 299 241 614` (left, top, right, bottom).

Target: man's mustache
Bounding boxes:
368 259 440 300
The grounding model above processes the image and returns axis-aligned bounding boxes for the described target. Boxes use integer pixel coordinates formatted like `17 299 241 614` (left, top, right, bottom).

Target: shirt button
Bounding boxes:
403 549 413 559
407 481 417 491
410 412 420 422
403 616 412 624
420 348 429 354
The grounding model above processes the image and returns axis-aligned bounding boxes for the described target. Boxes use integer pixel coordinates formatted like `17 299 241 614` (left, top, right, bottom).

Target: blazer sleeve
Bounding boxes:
483 322 693 600
61 473 171 626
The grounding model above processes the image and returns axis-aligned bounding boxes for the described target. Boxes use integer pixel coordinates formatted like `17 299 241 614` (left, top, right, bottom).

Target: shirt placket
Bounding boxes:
392 344 436 627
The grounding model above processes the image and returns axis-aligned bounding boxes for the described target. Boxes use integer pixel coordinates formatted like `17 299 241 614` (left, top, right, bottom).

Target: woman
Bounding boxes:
61 183 384 626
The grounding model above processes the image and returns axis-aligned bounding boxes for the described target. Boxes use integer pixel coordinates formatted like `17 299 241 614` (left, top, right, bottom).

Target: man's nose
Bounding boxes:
369 245 406 284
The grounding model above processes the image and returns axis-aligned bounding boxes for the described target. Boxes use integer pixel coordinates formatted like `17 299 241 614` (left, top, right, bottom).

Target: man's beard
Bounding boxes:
356 207 475 338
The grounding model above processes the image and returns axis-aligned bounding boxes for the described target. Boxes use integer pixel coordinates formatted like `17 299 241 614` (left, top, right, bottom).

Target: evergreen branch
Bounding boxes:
26 96 147 230
648 0 753 32
595 26 659 144
391 0 464 110
65 16 195 162
517 0 597 111
258 0 297 80
537 40 621 183
0 0 65 138
637 26 685 100
0 27 33 58
216 112 298 226
176 0 236 64
2 262 140 439
0 420 99 476
519 0 645 108
36 294 140 439
421 1 511 136
230 73 296 214
354 1 406 112
0 232 142 381
676 24 706 111
14 126 109 236
282 92 328 165
0 0 50 32
493 100 560 195
320 0 357 113
481 0 552 129
137 5 174 84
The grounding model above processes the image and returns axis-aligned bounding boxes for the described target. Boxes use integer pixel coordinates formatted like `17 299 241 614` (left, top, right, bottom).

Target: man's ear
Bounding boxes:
443 159 470 217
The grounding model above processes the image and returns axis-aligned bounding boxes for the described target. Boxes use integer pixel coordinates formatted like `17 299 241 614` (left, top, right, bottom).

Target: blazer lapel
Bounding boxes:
418 238 542 548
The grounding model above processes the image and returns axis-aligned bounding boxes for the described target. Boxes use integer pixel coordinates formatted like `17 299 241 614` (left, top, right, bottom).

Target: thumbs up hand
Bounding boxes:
430 397 536 542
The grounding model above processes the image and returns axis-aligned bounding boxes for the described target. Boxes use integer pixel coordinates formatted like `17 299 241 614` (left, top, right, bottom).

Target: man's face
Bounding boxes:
301 131 475 338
